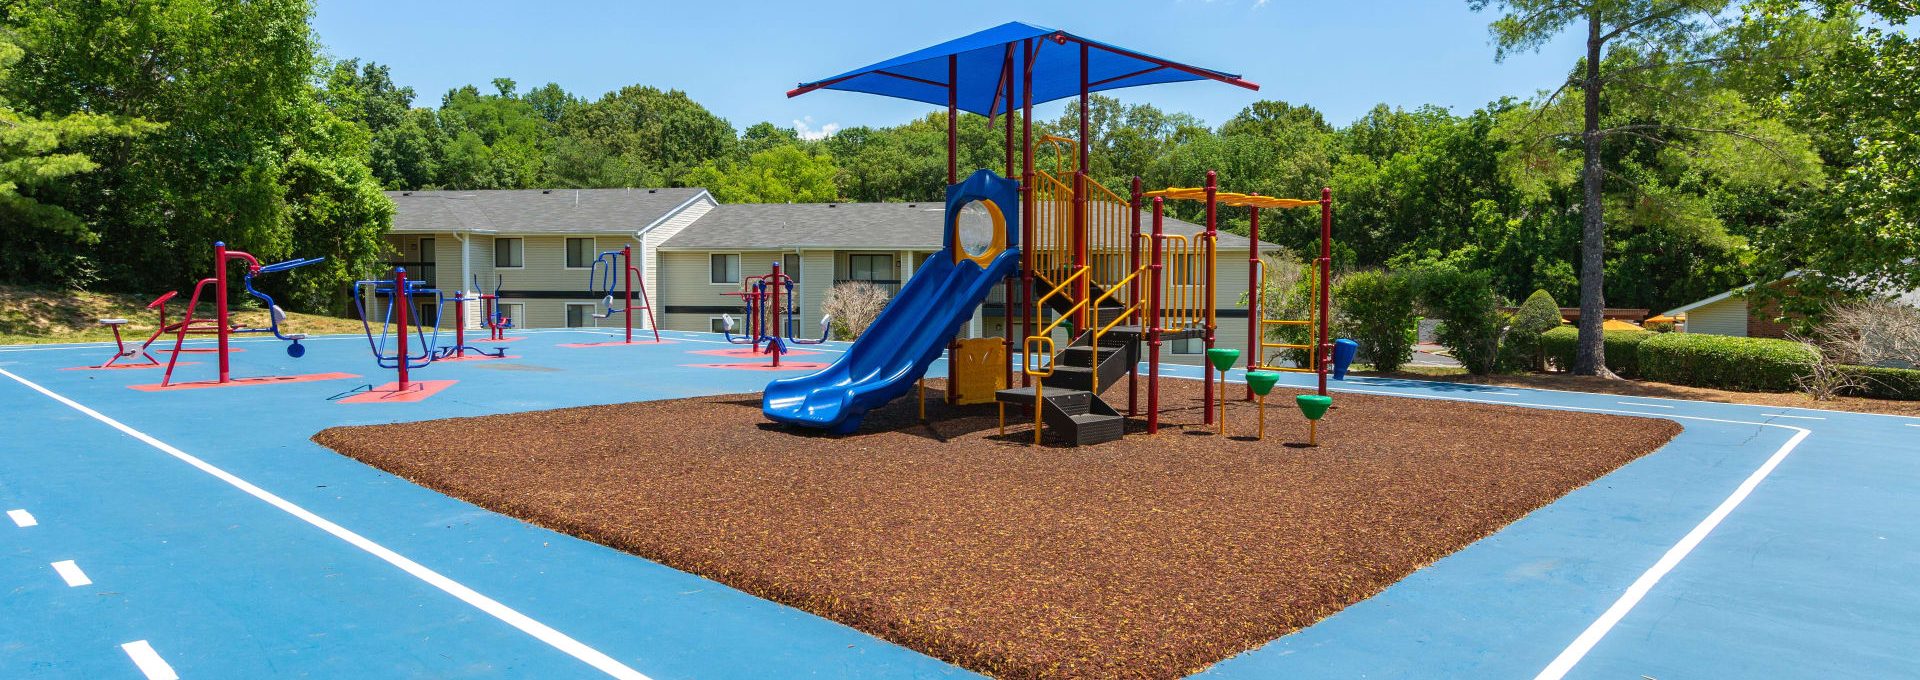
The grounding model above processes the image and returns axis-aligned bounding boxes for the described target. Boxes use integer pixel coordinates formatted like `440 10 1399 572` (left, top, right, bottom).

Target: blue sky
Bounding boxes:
313 0 1583 138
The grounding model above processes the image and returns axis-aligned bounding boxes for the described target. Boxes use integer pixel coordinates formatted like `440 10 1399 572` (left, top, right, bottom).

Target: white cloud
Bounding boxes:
794 116 841 141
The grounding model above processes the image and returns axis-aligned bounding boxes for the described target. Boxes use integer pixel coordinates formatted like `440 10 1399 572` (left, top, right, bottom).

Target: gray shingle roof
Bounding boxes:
385 188 709 234
658 202 1256 250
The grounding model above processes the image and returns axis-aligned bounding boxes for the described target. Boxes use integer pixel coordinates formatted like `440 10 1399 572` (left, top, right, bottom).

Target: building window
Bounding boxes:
710 316 729 333
710 253 740 284
499 303 525 329
416 303 437 327
565 303 596 328
848 253 894 281
565 238 596 269
495 238 524 268
1171 337 1200 354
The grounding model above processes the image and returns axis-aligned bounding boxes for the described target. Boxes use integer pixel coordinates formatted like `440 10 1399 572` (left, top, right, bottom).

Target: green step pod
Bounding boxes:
1295 394 1333 446
1245 371 1281 439
1205 348 1241 435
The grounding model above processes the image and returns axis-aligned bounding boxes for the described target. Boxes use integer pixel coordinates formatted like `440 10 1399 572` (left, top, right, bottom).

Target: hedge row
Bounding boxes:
1539 326 1655 378
1839 365 1920 400
1637 332 1818 392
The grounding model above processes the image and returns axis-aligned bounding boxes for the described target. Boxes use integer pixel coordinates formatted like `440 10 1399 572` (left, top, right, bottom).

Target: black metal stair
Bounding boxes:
997 326 1142 446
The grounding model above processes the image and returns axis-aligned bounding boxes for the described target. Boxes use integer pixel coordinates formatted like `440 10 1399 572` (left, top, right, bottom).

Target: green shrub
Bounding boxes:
1414 268 1505 375
1638 333 1818 392
1334 269 1417 373
1838 365 1920 400
1540 325 1654 377
1501 289 1563 371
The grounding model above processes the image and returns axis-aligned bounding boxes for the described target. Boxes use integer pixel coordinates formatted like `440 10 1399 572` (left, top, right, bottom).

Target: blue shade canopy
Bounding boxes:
788 22 1257 116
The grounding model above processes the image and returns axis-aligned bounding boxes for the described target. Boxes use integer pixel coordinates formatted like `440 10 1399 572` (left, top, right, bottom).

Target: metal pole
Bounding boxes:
1148 198 1165 434
397 267 410 391
1202 171 1217 425
623 245 634 344
771 262 782 368
1319 187 1334 397
455 294 466 358
1247 202 1260 401
947 53 958 400
1128 176 1142 417
214 242 230 384
1020 38 1036 389
1002 44 1016 390
1075 41 1090 330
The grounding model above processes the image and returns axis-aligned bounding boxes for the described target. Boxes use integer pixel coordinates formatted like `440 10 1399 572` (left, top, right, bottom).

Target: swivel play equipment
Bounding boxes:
588 244 660 344
771 22 1282 445
153 242 325 387
721 261 828 368
438 287 510 360
471 274 516 342
341 267 458 402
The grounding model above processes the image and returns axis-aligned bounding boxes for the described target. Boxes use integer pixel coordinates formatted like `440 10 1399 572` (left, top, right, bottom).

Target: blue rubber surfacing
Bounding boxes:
1 329 1915 678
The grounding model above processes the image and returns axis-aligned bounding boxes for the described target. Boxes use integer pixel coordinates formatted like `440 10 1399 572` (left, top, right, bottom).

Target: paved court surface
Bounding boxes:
2 328 1914 678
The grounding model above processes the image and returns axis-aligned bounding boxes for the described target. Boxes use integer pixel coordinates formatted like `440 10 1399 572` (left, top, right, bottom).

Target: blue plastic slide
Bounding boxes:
764 169 1021 434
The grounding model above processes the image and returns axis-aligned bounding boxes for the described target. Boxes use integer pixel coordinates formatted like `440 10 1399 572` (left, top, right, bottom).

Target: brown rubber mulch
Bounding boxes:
313 379 1680 679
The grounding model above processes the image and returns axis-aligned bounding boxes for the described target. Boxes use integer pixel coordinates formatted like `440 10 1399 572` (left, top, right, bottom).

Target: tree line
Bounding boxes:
0 0 1912 356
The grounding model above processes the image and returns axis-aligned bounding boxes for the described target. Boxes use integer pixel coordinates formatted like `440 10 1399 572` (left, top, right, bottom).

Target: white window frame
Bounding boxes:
564 237 597 270
565 302 598 328
494 237 524 270
709 252 742 286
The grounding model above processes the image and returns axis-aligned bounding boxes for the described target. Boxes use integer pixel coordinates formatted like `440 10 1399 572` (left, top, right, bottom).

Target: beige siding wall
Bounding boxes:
1684 297 1749 337
657 249 786 334
640 196 714 313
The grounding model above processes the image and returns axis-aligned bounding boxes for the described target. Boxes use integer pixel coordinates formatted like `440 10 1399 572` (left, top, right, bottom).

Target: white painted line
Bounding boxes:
7 508 36 527
1483 391 1523 396
1759 413 1827 421
0 367 652 680
50 559 91 587
1534 426 1811 679
1156 369 1822 679
1617 401 1674 409
120 640 178 680
1908 424 1920 428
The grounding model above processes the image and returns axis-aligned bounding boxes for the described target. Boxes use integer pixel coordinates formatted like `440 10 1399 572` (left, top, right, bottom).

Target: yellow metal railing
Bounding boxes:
1251 258 1321 374
1087 265 1149 394
1019 265 1090 444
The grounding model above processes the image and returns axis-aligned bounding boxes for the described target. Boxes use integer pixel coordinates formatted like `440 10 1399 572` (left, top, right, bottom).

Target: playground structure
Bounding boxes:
588 245 661 344
343 266 458 401
151 242 325 387
470 274 517 342
720 261 829 368
771 22 1349 445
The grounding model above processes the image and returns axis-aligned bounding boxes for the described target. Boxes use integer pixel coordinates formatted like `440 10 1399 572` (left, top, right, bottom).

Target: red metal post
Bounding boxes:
1074 41 1090 330
770 262 783 368
947 53 958 400
1202 172 1217 425
1148 198 1165 434
623 245 635 343
214 242 231 384
1002 46 1017 389
396 267 411 390
947 54 958 185
1020 38 1036 388
1319 187 1334 397
455 295 466 358
1247 201 1260 401
1128 176 1142 417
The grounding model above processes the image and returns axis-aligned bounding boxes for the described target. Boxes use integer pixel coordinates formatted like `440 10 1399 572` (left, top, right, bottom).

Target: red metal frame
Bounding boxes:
159 242 265 387
1202 171 1218 425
